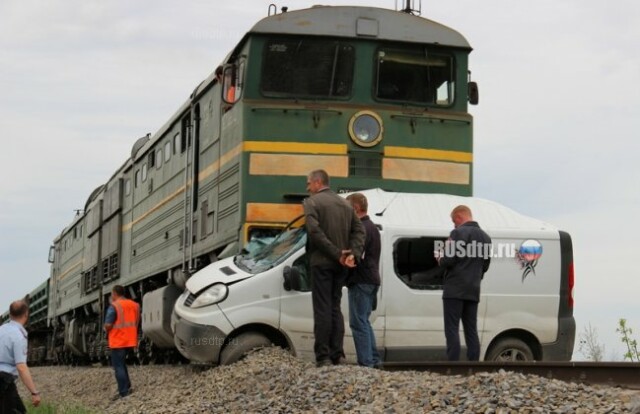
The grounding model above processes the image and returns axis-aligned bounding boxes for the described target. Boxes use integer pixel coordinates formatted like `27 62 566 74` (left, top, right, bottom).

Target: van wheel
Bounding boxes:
219 333 272 365
486 338 534 362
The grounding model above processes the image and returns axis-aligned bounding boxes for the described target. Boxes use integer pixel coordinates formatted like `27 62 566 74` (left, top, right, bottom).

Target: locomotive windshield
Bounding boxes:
261 38 355 98
376 48 454 106
234 227 307 274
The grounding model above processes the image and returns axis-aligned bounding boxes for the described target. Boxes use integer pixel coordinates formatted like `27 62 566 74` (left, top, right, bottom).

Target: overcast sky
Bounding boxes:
1 0 638 360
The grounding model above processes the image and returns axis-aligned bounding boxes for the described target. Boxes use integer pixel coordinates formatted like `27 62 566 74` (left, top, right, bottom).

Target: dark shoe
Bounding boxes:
316 359 332 368
111 391 131 401
111 393 128 401
332 357 347 366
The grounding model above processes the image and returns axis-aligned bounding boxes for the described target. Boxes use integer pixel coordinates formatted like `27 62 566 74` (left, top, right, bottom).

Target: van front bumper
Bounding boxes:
173 311 227 364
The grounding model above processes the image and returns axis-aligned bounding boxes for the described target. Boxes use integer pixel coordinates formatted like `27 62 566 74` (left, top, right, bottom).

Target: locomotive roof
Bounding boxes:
350 189 558 238
130 6 472 166
250 6 471 49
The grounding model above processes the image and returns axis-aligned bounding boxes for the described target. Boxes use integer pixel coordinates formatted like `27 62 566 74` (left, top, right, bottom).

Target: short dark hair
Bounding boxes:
112 285 126 297
308 169 329 186
346 193 368 213
9 300 29 319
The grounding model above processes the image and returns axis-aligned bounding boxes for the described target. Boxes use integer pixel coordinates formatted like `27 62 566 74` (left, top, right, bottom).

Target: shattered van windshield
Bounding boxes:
234 227 307 274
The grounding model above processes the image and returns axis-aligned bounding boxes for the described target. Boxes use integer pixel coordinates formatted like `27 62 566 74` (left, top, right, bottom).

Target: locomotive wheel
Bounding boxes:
136 338 152 365
150 351 165 365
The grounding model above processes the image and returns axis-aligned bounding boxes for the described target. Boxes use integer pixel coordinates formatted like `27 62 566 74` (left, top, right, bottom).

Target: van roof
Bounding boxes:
348 189 558 235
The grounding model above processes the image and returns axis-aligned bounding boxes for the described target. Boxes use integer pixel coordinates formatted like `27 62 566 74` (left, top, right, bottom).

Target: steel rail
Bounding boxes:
383 362 640 389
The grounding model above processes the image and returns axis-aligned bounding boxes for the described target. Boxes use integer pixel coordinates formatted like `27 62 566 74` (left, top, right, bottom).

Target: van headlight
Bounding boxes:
348 110 383 147
190 283 228 308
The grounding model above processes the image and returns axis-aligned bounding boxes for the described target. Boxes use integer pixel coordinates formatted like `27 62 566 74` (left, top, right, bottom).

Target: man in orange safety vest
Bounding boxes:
104 285 140 400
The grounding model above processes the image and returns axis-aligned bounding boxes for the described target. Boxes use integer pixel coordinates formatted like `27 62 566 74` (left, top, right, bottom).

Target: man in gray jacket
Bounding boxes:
437 205 491 361
304 169 365 367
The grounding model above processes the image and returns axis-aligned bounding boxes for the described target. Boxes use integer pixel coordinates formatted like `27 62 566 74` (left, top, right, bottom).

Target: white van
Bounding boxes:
172 189 575 365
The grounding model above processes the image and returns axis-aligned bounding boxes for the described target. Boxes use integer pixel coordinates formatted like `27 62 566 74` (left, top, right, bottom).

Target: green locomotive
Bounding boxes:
41 3 479 363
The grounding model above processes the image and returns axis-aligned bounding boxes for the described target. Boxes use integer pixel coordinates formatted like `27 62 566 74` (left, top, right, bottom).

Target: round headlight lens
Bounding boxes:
349 111 383 147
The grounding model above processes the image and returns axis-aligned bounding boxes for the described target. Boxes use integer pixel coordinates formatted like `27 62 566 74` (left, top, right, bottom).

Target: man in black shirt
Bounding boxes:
346 193 381 368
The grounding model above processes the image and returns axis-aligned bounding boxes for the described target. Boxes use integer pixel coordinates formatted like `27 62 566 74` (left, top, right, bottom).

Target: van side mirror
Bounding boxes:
283 266 302 291
468 81 479 105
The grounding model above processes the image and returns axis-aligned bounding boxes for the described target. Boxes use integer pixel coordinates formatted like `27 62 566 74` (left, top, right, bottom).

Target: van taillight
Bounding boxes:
568 261 574 308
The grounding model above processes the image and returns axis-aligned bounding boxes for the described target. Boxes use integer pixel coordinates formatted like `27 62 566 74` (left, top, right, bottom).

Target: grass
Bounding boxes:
26 401 95 414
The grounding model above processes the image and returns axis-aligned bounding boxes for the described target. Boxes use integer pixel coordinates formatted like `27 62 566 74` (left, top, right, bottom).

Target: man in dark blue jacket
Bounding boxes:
437 205 491 361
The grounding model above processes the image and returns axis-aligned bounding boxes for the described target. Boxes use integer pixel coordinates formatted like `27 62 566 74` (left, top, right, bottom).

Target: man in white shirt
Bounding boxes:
0 300 41 413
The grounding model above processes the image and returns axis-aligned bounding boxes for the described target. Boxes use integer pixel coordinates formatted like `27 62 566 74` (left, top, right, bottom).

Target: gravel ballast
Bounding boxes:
18 348 640 413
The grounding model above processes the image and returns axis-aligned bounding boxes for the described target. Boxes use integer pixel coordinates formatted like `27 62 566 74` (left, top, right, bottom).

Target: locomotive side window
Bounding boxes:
222 61 244 104
141 163 148 182
376 49 454 106
156 148 163 169
180 116 190 153
164 141 171 162
393 237 446 290
261 38 354 98
173 134 180 155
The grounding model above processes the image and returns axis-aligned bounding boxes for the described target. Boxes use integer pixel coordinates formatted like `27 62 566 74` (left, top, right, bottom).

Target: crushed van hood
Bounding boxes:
185 258 250 294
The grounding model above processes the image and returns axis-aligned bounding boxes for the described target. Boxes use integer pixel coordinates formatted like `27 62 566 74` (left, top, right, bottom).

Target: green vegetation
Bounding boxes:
26 402 94 414
617 318 640 362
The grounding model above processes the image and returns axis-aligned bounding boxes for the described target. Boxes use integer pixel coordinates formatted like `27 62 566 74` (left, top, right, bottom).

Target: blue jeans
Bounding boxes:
348 284 380 367
111 348 132 396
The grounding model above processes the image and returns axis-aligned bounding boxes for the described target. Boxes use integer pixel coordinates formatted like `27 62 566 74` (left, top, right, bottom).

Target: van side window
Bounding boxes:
292 254 312 292
393 237 446 290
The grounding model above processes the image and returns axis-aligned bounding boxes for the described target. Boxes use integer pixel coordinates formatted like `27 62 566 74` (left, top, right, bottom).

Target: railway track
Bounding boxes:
385 361 640 389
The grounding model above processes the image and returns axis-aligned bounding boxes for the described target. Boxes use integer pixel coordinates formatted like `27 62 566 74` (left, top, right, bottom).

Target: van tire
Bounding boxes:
219 332 273 365
486 338 534 362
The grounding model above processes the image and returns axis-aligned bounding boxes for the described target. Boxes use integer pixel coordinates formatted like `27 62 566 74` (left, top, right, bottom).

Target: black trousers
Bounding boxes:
443 298 480 361
0 373 26 414
311 263 347 363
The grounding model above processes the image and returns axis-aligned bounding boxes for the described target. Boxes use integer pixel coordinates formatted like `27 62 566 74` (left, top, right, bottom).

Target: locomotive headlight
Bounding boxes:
348 111 383 147
190 283 228 308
